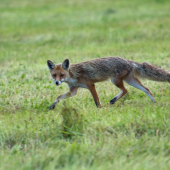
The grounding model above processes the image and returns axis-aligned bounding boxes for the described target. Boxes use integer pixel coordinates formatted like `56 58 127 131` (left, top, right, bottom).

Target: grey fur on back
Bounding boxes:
69 57 132 82
129 60 170 83
68 57 170 83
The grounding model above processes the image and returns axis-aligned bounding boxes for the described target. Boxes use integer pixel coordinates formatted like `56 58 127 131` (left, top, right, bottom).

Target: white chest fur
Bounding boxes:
63 78 87 89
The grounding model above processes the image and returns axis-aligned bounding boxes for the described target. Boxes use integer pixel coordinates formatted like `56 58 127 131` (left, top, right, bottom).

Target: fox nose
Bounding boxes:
55 81 59 85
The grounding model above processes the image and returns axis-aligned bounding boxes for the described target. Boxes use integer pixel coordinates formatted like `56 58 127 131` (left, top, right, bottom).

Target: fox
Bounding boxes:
47 57 170 109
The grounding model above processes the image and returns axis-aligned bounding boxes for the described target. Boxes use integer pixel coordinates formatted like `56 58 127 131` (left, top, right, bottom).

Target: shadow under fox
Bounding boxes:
47 57 170 109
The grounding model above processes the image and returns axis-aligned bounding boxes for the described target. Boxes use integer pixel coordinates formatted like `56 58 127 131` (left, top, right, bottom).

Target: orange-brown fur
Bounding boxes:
50 65 70 82
47 57 170 109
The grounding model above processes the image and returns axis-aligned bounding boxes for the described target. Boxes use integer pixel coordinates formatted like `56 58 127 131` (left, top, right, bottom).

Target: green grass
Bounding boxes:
0 0 170 169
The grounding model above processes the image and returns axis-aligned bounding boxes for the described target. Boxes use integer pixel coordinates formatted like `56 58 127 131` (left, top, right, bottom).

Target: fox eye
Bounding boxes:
60 74 64 77
53 74 56 78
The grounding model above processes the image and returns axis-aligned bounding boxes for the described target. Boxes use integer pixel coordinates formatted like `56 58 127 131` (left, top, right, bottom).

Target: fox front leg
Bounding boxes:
87 84 101 108
49 87 78 110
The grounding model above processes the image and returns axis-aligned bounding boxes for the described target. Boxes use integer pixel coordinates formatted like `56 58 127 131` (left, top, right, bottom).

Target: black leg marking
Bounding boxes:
110 97 117 105
94 101 100 108
49 104 55 110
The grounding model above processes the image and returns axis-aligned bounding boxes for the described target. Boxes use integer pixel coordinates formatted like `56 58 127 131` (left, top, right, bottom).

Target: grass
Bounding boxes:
0 0 170 169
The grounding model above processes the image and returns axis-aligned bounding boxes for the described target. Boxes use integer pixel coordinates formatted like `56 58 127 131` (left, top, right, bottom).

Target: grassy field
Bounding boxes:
0 0 170 169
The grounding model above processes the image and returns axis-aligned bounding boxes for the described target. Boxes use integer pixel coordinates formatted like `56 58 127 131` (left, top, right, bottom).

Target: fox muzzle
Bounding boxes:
55 81 61 86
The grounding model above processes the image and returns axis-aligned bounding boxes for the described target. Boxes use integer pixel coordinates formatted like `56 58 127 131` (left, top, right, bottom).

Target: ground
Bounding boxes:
0 0 170 169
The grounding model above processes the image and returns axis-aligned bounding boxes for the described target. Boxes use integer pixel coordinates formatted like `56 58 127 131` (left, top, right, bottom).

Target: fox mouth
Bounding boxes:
55 81 62 86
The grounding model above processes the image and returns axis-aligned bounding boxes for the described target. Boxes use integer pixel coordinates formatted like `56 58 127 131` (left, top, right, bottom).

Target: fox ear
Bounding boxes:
47 60 55 71
62 59 70 70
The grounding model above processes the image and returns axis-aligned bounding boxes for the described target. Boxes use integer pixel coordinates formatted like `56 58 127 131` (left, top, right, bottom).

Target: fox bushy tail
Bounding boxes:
129 61 170 83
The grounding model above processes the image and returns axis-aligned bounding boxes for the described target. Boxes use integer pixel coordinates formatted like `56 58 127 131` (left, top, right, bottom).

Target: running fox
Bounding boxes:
47 57 170 109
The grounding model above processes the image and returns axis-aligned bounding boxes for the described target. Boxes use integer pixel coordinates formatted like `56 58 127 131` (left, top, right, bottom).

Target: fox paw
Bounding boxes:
48 104 55 110
110 97 117 105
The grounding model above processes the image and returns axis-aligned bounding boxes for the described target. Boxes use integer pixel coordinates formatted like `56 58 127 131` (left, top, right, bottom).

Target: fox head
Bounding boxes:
47 59 70 86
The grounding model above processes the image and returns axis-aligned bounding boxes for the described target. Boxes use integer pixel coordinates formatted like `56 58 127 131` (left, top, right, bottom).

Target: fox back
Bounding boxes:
69 57 132 83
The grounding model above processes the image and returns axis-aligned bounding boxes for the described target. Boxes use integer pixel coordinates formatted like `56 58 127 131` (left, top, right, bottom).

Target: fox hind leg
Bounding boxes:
124 74 156 102
110 77 127 104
